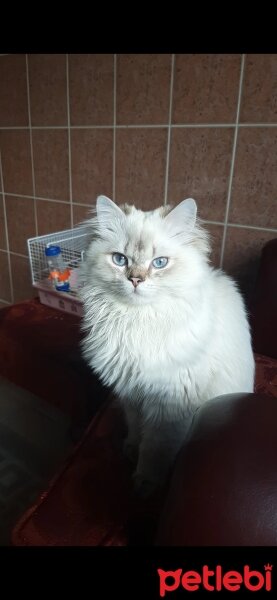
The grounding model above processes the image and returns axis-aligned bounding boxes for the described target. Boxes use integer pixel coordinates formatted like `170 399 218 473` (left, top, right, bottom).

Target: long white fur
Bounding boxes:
80 195 255 492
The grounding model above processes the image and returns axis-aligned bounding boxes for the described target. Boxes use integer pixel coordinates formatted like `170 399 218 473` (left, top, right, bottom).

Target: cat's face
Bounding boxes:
85 196 210 305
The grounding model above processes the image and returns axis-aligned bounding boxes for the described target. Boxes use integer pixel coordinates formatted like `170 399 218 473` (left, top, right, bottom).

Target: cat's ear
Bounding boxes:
95 195 125 237
96 195 124 221
165 198 197 234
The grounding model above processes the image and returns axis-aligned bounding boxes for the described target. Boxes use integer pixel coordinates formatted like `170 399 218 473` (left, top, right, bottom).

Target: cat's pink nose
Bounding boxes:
128 277 142 288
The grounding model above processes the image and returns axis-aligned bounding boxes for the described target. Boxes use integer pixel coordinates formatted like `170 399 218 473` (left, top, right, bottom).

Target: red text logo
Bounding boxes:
158 564 273 595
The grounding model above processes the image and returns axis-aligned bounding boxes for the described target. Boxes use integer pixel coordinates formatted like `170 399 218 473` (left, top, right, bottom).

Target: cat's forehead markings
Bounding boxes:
121 208 159 259
125 239 146 262
136 236 144 253
124 235 155 262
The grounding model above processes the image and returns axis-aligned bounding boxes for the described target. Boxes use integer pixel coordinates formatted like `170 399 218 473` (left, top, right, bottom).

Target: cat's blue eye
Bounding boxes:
112 252 128 267
152 257 168 269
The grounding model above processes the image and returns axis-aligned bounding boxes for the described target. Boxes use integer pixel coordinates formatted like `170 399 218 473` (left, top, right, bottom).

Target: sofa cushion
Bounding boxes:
12 399 129 545
12 353 277 546
0 299 109 426
12 398 164 546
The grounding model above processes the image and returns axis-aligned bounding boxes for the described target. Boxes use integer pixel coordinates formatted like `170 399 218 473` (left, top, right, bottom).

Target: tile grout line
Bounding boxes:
202 219 226 226
171 124 235 129
220 54 245 268
3 193 71 204
1 192 276 232
227 222 277 233
4 250 29 258
113 54 117 200
66 54 73 228
1 123 277 130
203 220 277 232
164 54 175 206
0 151 14 303
25 54 38 238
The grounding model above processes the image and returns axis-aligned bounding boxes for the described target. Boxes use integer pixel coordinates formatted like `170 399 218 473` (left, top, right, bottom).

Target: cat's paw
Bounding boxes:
123 440 139 465
132 472 159 498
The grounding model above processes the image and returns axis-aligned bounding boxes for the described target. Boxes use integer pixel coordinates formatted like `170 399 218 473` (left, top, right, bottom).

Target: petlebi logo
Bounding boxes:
158 563 273 595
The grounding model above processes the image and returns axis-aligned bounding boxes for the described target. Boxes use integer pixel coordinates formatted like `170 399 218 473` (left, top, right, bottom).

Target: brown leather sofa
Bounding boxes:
157 239 277 545
5 239 277 545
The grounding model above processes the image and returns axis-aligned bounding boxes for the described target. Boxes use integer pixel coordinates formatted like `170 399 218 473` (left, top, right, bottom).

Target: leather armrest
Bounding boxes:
156 393 277 546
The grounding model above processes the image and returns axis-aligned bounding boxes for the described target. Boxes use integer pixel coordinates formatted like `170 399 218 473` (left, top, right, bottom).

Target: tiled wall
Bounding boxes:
0 54 277 306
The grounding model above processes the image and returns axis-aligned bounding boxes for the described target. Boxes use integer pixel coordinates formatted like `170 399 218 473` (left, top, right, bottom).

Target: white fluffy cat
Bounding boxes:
80 195 255 495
